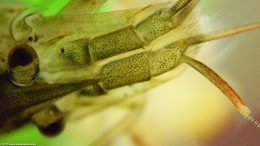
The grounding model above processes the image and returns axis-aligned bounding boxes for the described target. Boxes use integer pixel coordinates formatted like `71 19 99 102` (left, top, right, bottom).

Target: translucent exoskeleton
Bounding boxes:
0 0 260 145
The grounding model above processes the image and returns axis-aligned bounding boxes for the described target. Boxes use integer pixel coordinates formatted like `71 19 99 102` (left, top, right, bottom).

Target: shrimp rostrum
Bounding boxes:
0 0 260 137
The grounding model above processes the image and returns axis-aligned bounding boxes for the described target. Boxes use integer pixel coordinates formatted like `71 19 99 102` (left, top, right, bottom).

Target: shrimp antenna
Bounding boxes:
182 56 260 128
181 22 260 128
184 22 260 46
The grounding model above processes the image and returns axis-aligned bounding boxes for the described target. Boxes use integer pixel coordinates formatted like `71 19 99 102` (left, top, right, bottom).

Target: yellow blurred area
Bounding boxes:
132 67 235 146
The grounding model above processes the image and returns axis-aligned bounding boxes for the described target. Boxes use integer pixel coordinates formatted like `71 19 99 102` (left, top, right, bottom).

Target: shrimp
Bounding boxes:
0 0 259 144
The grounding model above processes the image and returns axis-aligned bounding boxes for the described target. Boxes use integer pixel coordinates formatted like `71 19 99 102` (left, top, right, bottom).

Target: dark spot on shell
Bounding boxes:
27 35 38 42
28 36 34 42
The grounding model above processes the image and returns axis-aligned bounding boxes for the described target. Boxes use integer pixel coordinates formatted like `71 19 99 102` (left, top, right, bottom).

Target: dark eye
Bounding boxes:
33 105 65 137
9 46 33 67
8 44 39 86
38 118 64 137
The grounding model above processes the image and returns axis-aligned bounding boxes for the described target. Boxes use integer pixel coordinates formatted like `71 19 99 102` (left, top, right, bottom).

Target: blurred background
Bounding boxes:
0 0 260 146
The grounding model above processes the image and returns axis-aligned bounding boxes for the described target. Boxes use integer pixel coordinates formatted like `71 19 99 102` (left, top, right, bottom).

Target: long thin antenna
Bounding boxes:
182 55 260 128
183 22 260 46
